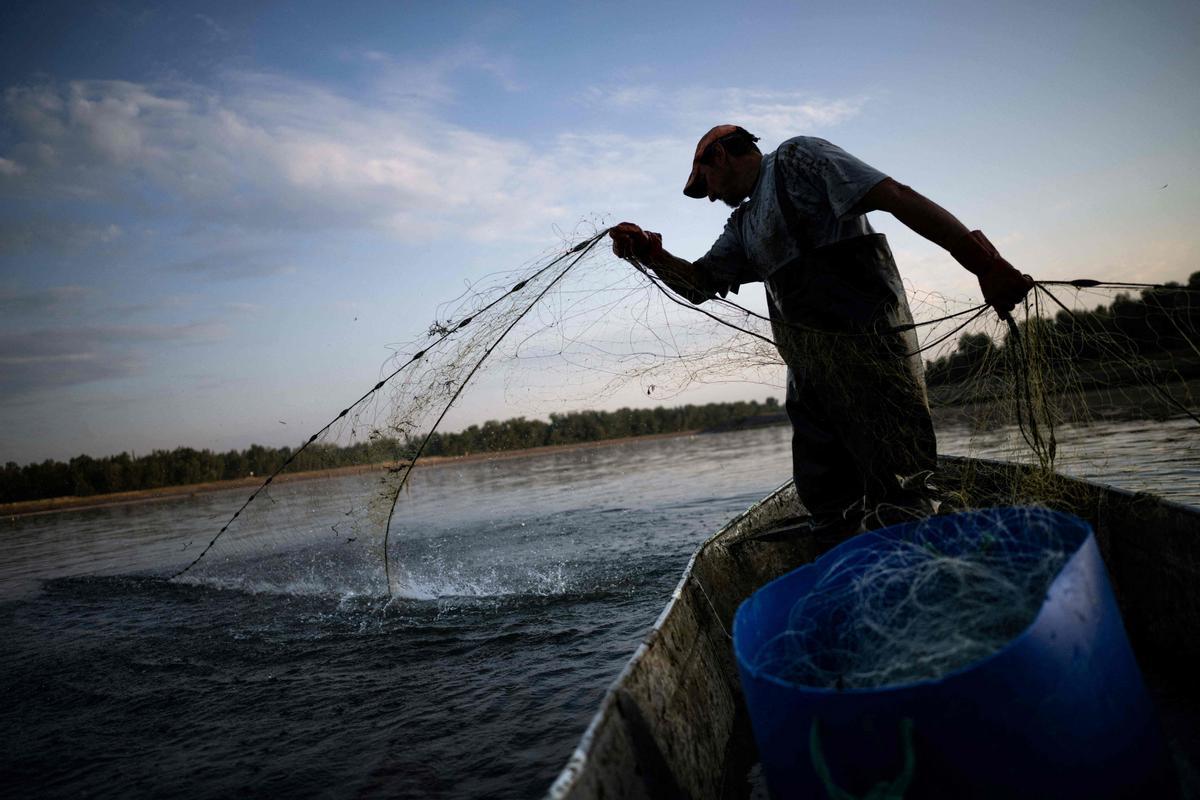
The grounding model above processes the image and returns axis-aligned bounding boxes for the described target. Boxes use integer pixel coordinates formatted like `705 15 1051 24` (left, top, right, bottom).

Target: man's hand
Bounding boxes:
608 222 726 304
951 230 1035 317
610 222 664 265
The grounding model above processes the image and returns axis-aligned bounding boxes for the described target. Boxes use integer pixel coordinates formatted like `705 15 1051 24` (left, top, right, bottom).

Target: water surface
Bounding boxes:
2 420 1196 798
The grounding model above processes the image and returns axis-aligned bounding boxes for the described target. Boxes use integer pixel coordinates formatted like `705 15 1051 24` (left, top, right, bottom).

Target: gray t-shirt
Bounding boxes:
695 136 888 287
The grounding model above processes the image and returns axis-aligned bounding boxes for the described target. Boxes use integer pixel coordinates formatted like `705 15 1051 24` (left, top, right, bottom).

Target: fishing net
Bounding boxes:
917 277 1199 513
168 224 783 596
748 507 1074 689
162 218 1199 598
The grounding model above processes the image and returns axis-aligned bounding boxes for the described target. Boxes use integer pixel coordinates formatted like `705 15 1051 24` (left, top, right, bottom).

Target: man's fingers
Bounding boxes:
992 283 1031 316
609 223 663 264
610 224 633 254
612 238 639 260
610 233 626 258
610 225 650 261
980 267 1035 317
993 292 1020 313
991 294 1017 320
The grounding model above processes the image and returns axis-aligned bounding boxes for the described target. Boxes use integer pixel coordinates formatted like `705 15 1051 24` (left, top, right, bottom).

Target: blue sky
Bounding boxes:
2 0 1197 464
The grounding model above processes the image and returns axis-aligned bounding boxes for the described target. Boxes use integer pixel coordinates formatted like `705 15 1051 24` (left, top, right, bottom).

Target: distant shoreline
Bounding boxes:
6 376 1196 520
927 376 1199 426
1 430 706 519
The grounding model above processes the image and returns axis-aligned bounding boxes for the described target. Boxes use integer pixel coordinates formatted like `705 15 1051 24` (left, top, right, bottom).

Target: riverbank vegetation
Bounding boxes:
1 398 782 504
925 274 1199 389
6 276 1195 506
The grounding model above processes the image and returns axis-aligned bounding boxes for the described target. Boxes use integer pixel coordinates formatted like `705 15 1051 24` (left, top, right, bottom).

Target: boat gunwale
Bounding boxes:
544 479 794 799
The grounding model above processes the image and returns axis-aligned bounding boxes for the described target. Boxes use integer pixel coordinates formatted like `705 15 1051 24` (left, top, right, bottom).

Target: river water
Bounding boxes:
1 418 1197 798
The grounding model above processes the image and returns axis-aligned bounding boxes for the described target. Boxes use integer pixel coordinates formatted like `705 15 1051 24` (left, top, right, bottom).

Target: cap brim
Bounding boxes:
683 167 706 199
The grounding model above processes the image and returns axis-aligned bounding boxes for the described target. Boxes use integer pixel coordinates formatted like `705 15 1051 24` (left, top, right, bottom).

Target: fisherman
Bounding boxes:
610 125 1032 535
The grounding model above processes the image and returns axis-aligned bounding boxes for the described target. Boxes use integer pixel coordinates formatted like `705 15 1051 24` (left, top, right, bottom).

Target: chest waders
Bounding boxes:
766 176 938 528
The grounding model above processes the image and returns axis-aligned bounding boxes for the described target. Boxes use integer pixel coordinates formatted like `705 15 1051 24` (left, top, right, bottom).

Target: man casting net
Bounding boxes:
165 126 1198 599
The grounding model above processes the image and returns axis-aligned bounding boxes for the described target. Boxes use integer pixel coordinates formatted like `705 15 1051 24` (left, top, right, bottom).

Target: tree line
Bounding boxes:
1 398 782 504
15 276 1188 505
924 272 1200 387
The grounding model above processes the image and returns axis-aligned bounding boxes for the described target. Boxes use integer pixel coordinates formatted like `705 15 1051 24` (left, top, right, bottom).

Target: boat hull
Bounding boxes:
546 456 1200 799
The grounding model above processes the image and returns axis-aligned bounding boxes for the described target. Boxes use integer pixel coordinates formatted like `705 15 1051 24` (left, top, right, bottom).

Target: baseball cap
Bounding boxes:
683 124 757 198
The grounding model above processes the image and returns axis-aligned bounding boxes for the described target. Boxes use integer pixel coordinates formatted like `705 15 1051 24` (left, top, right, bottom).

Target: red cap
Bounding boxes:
683 124 749 199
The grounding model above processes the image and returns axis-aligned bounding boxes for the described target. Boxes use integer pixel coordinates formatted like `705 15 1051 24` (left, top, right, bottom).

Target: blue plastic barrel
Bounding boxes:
732 507 1176 799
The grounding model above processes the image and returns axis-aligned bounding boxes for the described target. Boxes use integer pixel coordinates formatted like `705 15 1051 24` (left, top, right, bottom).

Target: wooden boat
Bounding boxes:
545 456 1200 799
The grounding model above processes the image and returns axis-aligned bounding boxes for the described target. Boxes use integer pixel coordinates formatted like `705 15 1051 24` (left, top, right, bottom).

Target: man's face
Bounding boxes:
700 148 746 208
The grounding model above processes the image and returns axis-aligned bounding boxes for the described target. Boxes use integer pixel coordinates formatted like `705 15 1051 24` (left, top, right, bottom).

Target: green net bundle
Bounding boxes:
750 508 1074 689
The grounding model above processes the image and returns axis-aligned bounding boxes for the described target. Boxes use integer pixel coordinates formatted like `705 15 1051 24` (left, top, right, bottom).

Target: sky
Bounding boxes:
1 0 1197 464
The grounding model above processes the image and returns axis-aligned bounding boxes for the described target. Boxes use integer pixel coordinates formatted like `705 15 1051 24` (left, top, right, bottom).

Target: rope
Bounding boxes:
1037 278 1200 292
630 259 991 360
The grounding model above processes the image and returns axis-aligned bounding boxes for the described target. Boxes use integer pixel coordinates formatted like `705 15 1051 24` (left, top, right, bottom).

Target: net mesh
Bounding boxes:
749 507 1076 689
164 224 1199 600
170 224 784 595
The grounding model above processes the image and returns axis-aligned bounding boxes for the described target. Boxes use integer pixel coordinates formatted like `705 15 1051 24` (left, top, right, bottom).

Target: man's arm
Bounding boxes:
852 178 968 249
610 222 718 304
853 178 1033 316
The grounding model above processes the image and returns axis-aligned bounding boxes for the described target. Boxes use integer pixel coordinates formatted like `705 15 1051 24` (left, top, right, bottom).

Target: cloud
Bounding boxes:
0 218 124 256
693 90 865 143
581 85 867 145
0 322 228 397
1 74 866 249
0 284 195 326
194 13 231 42
581 85 663 110
100 294 195 318
4 81 190 167
0 285 91 316
172 249 297 281
360 44 523 102
0 350 143 394
0 75 543 239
